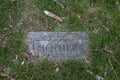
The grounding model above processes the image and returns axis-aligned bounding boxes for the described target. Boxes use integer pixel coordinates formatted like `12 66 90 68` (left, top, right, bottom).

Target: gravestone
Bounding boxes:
26 32 88 60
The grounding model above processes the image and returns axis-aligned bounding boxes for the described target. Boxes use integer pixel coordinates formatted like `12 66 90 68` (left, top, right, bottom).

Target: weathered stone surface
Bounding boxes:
26 32 88 59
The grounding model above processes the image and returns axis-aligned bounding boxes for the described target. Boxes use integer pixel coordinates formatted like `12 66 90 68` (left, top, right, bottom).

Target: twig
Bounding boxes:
44 10 63 22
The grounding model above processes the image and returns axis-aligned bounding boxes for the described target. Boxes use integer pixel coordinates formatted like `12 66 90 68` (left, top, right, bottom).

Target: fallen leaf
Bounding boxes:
0 72 17 80
103 46 114 54
44 10 63 22
0 72 9 77
84 56 91 63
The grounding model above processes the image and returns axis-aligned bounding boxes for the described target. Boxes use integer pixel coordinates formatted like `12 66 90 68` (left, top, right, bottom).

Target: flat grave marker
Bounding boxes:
26 32 88 60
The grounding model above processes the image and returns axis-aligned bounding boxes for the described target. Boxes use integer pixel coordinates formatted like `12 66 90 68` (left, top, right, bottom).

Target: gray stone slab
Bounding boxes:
26 32 88 59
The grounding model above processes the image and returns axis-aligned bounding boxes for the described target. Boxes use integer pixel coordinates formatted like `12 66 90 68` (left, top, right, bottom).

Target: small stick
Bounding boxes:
44 10 63 22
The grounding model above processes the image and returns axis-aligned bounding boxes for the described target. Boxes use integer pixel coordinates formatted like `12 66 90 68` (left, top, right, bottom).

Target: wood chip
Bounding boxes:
44 10 63 22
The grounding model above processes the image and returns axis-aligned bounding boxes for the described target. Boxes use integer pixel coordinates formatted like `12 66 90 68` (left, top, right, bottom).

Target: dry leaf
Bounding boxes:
84 56 91 63
0 72 16 80
103 46 113 54
44 10 63 22
0 72 9 77
0 67 11 79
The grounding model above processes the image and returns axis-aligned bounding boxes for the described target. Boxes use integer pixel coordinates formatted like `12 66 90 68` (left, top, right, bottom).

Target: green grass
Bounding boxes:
0 0 120 80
